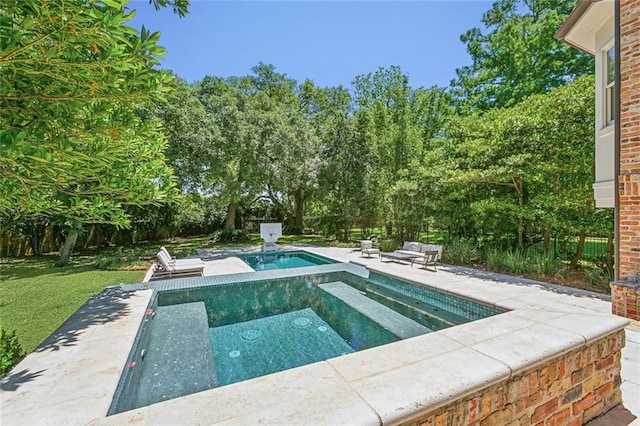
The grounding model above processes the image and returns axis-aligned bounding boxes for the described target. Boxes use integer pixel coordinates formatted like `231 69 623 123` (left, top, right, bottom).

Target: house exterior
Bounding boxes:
556 0 639 320
556 0 616 209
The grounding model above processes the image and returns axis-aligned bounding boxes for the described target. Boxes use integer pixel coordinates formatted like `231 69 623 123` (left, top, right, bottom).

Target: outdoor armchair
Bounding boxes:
411 250 440 271
360 240 381 257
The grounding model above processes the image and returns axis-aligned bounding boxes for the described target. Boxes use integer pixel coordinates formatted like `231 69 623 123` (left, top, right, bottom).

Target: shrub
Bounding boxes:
213 229 250 244
584 267 608 286
483 247 530 275
378 239 397 252
502 249 530 275
1 329 25 378
444 239 480 265
530 251 562 275
95 256 117 270
485 247 504 271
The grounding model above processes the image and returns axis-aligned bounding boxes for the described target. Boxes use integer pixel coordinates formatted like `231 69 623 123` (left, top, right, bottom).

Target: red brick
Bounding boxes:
531 397 558 423
556 358 566 380
572 393 594 416
595 381 614 400
547 408 571 426
480 392 492 418
567 416 583 426
467 397 479 424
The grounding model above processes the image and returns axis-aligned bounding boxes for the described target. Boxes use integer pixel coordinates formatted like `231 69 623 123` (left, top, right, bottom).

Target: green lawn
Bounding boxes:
0 256 144 354
0 233 337 356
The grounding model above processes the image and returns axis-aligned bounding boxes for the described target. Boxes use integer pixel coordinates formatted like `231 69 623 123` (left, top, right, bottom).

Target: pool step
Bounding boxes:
363 286 458 329
134 302 217 409
319 281 429 339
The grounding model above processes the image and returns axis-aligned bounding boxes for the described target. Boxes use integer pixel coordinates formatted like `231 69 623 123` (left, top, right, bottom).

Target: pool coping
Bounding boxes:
0 247 632 425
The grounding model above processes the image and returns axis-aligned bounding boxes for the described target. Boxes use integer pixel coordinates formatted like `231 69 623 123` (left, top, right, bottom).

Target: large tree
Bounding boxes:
451 0 593 111
443 75 597 252
0 0 187 264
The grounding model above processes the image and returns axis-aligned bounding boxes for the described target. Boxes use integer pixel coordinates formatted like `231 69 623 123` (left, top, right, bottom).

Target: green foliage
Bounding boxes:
378 239 398 252
1 0 181 231
485 247 562 276
94 254 147 270
485 247 504 271
213 229 250 244
583 267 608 287
501 249 531 275
443 239 480 265
452 0 594 111
443 75 596 250
529 251 562 275
0 329 25 378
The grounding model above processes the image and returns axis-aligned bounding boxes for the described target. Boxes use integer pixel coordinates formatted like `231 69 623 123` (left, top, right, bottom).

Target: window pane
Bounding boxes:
607 47 615 85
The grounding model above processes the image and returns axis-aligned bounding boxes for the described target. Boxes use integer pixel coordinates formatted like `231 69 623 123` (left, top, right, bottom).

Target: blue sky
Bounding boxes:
128 1 493 89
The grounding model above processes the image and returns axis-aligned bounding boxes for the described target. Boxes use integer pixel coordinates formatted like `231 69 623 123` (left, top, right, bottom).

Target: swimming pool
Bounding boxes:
239 250 337 270
109 268 501 415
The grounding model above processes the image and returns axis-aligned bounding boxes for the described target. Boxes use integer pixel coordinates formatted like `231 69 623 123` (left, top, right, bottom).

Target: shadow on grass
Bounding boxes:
1 287 135 392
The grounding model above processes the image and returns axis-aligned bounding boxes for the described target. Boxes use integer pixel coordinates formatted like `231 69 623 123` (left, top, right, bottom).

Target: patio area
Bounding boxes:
1 245 638 425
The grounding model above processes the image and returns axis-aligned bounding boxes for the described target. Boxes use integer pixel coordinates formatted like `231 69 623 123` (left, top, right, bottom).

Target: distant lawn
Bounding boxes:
0 256 144 354
0 233 337 356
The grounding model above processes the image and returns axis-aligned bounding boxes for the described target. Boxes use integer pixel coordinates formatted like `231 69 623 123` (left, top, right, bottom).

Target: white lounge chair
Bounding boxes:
360 240 381 257
154 250 204 278
159 246 204 266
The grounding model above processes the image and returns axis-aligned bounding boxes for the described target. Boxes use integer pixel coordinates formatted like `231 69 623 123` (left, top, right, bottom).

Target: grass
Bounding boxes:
0 232 335 357
0 256 144 354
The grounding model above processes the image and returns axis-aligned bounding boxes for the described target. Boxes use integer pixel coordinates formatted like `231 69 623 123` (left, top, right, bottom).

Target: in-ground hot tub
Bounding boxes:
109 266 501 414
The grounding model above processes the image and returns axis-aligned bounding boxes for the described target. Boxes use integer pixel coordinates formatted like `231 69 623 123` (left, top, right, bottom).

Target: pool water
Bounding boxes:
211 308 354 386
240 251 336 270
110 270 501 414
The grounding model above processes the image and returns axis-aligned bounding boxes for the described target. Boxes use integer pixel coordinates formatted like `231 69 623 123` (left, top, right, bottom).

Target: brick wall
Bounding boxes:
612 281 640 318
615 0 640 319
399 330 625 426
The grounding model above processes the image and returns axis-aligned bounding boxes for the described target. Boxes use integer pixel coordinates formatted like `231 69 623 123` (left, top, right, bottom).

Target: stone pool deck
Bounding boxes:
0 245 638 425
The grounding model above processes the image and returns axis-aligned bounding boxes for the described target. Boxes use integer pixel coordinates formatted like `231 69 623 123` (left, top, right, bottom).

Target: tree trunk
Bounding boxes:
517 179 524 250
570 231 586 269
570 198 592 269
542 227 551 254
606 233 614 276
56 230 79 267
292 189 305 234
83 225 96 250
225 200 237 230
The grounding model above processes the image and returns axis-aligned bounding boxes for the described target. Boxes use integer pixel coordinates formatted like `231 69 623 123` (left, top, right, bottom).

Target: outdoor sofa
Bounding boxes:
394 241 443 270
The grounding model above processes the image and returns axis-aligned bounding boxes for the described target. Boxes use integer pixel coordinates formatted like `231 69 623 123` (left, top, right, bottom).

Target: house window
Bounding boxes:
604 46 615 126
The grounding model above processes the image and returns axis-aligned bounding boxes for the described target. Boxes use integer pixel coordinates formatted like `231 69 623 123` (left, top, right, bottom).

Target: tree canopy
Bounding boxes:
1 0 612 273
0 0 182 226
451 0 594 111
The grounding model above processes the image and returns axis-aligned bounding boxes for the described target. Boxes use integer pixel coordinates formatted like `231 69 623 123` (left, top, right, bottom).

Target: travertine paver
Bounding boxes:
1 288 152 425
349 347 511 425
